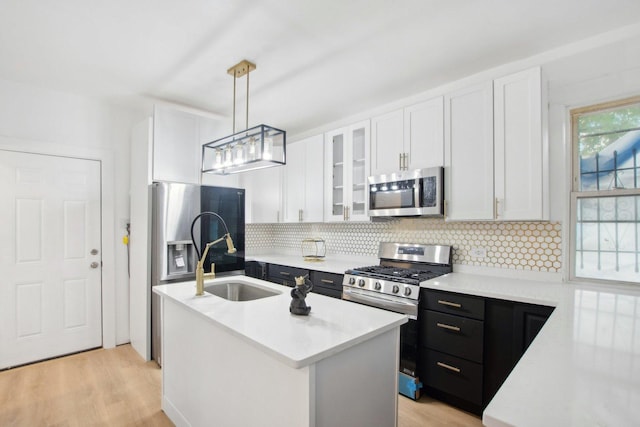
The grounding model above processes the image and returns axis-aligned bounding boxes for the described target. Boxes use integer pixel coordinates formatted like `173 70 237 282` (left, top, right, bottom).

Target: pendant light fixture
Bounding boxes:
202 60 286 174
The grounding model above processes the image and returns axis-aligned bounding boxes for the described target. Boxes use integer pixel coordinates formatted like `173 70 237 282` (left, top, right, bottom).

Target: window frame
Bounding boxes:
569 95 640 285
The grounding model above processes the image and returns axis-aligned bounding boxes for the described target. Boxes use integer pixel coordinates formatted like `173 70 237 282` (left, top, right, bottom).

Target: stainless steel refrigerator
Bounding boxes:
150 181 245 365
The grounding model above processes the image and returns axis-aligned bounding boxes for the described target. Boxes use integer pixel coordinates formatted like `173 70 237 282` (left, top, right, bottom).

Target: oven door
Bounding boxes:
342 287 418 319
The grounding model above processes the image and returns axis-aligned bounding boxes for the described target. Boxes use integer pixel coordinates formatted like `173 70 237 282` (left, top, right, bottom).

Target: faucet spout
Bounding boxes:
191 212 237 297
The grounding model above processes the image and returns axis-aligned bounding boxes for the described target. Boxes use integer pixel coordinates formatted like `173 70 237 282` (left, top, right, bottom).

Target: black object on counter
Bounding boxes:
290 275 313 315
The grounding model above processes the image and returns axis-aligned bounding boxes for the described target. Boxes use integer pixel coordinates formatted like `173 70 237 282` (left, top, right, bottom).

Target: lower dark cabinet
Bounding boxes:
244 261 266 280
483 299 554 408
419 288 554 414
421 348 483 407
266 264 309 287
309 270 343 299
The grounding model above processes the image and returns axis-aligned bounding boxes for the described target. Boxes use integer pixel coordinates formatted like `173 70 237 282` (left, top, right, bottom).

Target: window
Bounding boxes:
571 96 640 284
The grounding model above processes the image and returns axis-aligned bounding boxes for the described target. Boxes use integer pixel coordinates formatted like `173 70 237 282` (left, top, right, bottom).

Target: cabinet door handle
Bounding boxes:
437 299 462 308
436 361 461 373
280 271 291 276
321 279 334 284
399 153 403 170
436 322 461 332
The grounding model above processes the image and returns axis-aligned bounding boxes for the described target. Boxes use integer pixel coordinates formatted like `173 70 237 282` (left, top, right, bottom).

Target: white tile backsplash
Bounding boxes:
247 218 562 272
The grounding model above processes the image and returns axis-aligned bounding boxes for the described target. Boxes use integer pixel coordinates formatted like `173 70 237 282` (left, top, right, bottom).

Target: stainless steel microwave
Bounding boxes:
368 167 444 217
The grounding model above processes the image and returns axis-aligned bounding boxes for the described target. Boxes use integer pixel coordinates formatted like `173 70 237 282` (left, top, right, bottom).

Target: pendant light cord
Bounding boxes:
232 71 237 133
246 67 249 129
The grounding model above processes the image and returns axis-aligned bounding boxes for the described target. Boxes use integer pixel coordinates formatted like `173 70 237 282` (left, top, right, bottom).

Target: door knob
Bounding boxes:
91 249 99 255
90 262 100 269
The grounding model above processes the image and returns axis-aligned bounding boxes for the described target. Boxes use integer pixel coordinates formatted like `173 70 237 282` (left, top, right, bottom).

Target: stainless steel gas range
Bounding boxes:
342 242 452 400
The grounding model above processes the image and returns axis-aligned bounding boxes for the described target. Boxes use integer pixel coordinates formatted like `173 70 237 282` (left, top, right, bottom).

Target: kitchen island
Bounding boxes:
153 276 407 427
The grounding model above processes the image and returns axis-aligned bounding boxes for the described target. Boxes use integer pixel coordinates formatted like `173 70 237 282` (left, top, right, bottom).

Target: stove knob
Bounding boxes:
404 287 412 297
374 281 382 291
358 279 366 287
392 285 399 294
349 277 356 285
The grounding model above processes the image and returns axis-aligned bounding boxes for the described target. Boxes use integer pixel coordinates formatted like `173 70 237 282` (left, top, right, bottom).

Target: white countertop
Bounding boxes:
422 273 640 427
246 251 378 275
153 276 407 369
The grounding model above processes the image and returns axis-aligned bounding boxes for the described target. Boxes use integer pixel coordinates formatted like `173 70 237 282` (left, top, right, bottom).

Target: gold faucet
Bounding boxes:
195 233 236 296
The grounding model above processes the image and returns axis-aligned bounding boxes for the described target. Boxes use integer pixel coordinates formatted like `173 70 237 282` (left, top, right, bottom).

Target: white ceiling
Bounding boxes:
1 0 640 135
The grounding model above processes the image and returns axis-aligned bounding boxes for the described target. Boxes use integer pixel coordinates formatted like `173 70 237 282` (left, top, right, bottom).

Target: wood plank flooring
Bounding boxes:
0 344 483 426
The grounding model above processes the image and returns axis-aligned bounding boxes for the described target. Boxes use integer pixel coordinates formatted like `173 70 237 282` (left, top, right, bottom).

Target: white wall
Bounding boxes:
0 77 146 346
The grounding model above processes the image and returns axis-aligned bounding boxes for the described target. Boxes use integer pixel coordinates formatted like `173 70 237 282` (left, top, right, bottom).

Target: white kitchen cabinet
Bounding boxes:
444 67 545 221
283 134 324 223
444 81 495 221
152 105 220 184
404 97 445 170
241 165 283 223
494 67 545 220
371 97 444 176
324 121 370 222
371 109 404 175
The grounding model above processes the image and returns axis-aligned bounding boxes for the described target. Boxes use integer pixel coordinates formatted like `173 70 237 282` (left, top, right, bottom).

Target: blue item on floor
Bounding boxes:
398 372 422 400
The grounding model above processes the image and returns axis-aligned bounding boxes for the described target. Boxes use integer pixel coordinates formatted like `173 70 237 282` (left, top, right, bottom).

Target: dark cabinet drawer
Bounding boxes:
423 289 485 320
421 348 483 406
310 271 343 292
267 264 308 287
312 286 342 299
421 310 484 362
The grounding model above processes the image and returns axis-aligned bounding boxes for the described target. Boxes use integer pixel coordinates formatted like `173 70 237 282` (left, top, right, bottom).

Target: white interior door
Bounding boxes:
0 151 102 369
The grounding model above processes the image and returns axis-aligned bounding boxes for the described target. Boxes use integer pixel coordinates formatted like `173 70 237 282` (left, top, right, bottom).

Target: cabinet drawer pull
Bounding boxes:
437 299 462 308
321 279 334 284
436 322 461 332
280 272 291 276
436 361 461 373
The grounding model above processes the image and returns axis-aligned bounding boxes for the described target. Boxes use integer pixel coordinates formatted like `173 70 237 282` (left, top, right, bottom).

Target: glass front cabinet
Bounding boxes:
324 120 370 221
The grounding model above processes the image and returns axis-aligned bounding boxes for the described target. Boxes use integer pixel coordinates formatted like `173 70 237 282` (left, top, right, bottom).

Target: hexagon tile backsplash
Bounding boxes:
246 218 563 273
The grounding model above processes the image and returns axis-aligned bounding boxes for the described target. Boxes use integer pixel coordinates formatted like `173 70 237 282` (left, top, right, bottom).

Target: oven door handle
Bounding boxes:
342 287 418 319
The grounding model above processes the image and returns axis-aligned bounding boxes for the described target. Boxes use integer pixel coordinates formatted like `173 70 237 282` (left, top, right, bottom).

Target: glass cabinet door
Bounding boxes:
350 125 367 219
331 132 345 218
324 120 370 221
348 121 370 221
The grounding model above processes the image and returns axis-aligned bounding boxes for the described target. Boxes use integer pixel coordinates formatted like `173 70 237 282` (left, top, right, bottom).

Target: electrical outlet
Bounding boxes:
470 247 487 259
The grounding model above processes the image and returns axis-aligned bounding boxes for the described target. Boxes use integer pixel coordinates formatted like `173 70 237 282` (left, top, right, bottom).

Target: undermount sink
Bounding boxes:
204 281 282 301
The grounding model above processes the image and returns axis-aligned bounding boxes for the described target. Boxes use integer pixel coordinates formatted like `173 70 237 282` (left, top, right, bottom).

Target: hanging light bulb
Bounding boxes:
214 149 222 168
224 146 233 166
263 137 272 160
249 137 256 161
235 143 244 165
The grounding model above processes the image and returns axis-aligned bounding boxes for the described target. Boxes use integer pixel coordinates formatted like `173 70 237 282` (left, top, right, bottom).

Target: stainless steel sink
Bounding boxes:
204 281 282 301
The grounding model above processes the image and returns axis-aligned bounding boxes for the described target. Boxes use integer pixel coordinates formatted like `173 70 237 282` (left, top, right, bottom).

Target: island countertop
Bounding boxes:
153 276 407 369
421 272 640 427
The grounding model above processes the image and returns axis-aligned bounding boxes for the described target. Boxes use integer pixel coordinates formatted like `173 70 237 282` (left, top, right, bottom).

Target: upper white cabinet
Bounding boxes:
371 110 404 174
324 121 370 222
444 81 495 221
444 67 545 221
283 135 324 223
371 97 444 176
494 67 544 220
152 105 215 184
404 97 445 171
240 165 283 224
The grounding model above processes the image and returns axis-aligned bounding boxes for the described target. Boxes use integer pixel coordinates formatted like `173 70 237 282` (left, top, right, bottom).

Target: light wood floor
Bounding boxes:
0 345 483 426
